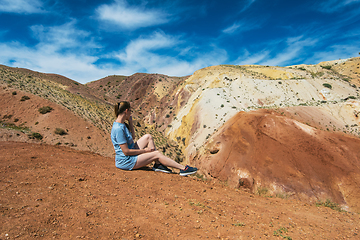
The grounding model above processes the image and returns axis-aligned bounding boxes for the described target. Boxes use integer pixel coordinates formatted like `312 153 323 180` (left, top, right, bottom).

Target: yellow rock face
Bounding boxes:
170 97 200 148
332 57 360 87
246 66 294 80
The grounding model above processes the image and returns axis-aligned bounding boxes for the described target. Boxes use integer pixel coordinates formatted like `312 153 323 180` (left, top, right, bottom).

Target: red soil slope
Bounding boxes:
0 87 114 157
1 141 359 239
194 110 360 212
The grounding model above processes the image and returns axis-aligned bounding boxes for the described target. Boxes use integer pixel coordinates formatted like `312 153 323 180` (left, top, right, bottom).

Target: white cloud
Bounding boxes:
234 36 317 67
117 31 178 62
0 42 107 80
30 21 97 51
0 21 227 83
0 0 44 14
0 21 108 83
258 37 316 66
243 34 359 68
96 0 170 30
306 44 360 65
223 22 241 34
115 31 227 76
234 50 270 65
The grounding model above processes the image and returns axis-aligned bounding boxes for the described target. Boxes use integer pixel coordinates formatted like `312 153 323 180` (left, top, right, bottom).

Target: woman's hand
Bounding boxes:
120 144 155 156
128 115 133 124
144 148 155 153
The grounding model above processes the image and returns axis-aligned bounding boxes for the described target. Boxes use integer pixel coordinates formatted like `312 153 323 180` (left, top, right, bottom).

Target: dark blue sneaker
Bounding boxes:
152 163 172 173
180 165 197 176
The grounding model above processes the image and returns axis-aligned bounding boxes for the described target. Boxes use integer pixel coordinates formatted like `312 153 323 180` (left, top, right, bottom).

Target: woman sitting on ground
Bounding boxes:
111 101 197 176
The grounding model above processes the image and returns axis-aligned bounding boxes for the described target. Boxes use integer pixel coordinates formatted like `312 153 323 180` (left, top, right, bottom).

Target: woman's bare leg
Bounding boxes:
134 134 161 164
134 134 156 150
133 151 185 170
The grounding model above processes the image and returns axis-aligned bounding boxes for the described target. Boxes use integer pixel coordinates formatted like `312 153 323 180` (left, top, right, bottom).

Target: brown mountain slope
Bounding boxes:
193 109 360 212
86 73 190 133
1 141 359 239
0 64 107 104
0 87 113 157
0 64 114 133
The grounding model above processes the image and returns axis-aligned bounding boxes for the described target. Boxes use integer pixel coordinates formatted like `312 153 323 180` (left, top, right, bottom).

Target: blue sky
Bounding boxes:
0 0 360 83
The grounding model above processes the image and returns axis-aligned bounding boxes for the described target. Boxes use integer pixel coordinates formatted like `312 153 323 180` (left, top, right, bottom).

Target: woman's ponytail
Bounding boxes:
114 101 130 117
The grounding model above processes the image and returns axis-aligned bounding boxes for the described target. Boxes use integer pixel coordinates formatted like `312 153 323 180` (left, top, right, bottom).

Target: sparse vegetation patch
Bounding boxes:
273 227 292 240
55 128 67 135
256 187 269 196
20 95 30 101
38 106 53 114
0 121 29 132
316 199 344 212
29 132 43 140
232 222 246 227
322 83 332 89
321 65 332 70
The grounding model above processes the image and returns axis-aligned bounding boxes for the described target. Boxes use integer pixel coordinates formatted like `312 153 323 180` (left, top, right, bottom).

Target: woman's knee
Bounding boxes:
152 150 161 156
144 134 153 141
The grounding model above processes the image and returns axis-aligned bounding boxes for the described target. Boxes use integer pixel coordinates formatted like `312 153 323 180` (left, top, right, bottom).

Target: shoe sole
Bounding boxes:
179 170 197 176
152 168 172 173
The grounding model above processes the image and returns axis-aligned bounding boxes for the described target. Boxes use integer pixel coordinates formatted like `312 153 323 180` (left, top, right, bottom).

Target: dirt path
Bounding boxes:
1 142 359 239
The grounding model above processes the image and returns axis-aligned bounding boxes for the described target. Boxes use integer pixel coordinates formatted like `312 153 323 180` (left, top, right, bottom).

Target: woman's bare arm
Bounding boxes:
119 143 154 156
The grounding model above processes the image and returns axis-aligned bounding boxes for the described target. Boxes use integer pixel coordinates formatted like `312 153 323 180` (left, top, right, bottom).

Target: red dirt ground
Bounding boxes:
1 141 360 240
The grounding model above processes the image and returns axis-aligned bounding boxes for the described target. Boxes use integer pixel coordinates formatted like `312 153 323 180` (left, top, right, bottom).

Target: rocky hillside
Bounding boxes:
166 58 360 160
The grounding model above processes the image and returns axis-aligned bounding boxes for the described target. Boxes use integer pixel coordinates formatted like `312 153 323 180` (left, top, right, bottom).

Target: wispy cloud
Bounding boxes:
30 21 97 51
0 41 111 83
316 0 360 13
0 0 45 14
0 21 108 83
240 0 257 12
233 50 270 65
222 20 261 34
222 22 242 34
234 36 318 67
116 31 179 62
260 36 317 66
96 0 170 30
306 43 360 64
115 31 227 76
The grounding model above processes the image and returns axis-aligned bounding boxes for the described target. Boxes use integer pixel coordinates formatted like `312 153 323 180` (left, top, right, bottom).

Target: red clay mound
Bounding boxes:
194 109 360 212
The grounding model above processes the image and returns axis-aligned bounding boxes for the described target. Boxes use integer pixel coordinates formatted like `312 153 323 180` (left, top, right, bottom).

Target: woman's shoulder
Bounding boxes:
112 122 126 129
